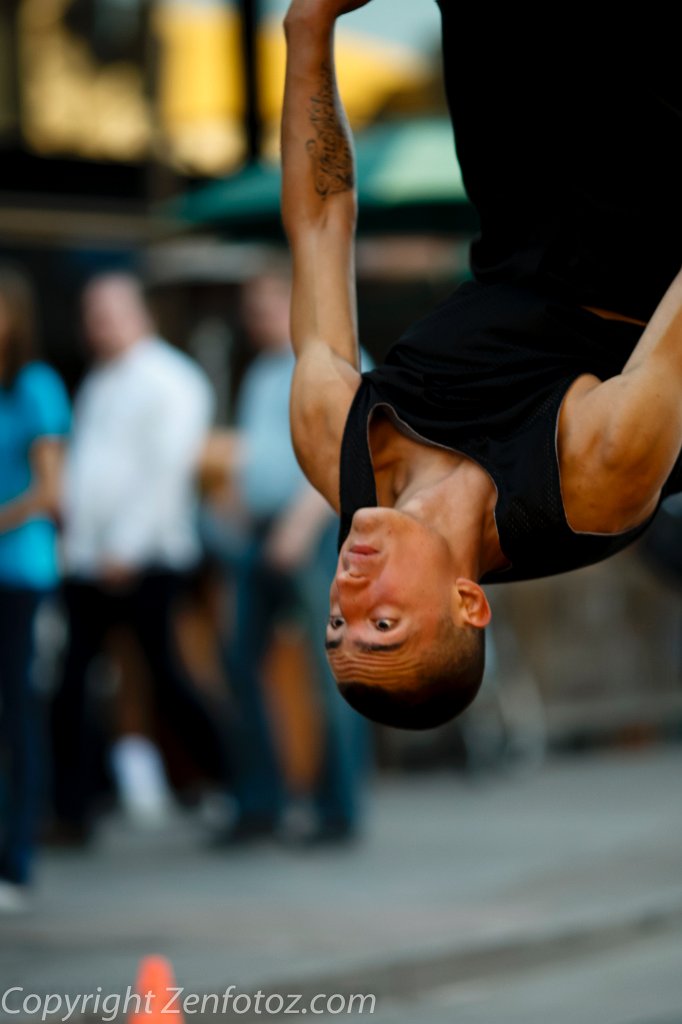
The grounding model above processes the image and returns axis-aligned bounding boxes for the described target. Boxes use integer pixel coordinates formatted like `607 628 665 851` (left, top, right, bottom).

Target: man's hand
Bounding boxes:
263 515 317 573
263 485 335 573
99 561 138 591
285 0 373 26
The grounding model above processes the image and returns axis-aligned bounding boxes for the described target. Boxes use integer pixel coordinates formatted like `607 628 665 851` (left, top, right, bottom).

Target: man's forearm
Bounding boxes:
0 490 40 535
281 7 357 237
603 265 682 473
0 438 64 535
280 2 361 369
570 265 682 513
620 265 682 377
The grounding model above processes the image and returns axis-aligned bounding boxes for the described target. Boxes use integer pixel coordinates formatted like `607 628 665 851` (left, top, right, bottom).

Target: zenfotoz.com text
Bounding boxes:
1 986 377 1020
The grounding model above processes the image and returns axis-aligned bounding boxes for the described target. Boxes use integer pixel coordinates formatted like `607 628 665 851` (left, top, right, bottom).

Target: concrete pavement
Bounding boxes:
1 747 681 1023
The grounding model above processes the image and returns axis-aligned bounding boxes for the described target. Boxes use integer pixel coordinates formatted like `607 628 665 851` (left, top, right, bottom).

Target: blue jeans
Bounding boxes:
0 584 45 884
295 519 372 827
223 517 371 827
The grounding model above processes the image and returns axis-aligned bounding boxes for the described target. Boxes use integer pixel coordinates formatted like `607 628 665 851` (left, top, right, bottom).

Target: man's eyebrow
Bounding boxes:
324 638 406 653
355 640 406 653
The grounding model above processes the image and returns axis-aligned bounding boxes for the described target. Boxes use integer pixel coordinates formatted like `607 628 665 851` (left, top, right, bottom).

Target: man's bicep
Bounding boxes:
290 342 360 513
560 371 682 531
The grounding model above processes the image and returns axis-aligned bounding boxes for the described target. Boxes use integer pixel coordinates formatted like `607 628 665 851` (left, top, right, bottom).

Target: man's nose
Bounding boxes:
336 566 369 588
351 507 385 532
334 574 373 622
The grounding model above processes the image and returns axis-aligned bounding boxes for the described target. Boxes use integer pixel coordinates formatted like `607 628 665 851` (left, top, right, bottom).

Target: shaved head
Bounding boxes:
332 617 486 730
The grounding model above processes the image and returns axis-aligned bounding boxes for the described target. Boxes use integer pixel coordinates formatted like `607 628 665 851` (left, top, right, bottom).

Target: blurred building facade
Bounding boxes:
0 0 446 379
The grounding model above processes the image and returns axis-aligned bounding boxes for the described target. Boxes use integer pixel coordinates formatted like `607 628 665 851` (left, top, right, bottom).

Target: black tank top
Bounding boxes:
337 279 682 585
435 3 682 324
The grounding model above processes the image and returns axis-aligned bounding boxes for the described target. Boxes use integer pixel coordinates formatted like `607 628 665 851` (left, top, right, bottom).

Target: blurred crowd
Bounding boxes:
0 261 373 913
2 255 678 918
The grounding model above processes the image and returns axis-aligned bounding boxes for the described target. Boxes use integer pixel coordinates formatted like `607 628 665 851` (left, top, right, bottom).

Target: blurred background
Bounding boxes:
0 2 681 1022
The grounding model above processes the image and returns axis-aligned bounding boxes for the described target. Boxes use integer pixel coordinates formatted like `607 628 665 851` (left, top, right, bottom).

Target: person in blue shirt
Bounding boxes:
0 266 70 911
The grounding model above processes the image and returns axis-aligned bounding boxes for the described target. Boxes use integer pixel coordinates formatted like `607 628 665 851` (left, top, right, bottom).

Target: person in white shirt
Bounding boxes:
49 272 230 841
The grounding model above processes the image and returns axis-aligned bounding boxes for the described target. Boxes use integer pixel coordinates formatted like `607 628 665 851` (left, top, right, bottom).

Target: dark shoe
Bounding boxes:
207 816 278 849
294 820 360 848
41 820 94 849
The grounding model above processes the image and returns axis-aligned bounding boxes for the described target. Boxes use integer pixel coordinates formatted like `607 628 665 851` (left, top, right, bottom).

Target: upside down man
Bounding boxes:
280 0 682 729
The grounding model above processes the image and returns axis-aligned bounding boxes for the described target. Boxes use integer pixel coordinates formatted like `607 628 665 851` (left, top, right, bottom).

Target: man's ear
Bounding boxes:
453 577 492 628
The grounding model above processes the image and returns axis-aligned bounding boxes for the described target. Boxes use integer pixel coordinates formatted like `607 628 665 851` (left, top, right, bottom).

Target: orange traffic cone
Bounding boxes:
128 954 184 1024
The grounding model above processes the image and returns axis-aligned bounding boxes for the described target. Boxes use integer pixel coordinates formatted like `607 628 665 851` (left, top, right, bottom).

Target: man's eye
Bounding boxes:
329 616 345 629
375 619 394 632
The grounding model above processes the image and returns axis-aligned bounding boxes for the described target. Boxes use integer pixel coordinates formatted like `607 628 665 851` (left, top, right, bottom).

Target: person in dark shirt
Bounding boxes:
280 0 682 730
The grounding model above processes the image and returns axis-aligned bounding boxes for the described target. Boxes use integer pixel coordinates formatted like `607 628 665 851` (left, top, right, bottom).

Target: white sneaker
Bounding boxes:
110 734 175 827
0 880 28 914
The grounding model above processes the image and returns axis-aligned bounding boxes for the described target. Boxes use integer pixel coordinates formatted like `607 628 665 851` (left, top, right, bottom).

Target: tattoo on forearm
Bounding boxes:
306 59 355 199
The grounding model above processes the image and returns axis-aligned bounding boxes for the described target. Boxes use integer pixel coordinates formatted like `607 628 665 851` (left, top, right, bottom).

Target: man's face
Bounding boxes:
326 507 457 685
240 276 292 353
82 279 147 360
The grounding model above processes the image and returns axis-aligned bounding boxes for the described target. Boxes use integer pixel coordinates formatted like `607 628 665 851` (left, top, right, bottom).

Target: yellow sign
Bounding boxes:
18 0 430 175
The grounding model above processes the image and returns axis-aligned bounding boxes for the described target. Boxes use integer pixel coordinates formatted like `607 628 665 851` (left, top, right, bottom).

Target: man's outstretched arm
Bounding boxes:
282 0 371 511
559 266 682 531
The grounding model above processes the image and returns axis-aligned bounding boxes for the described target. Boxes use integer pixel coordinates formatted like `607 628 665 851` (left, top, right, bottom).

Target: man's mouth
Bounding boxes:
349 545 379 555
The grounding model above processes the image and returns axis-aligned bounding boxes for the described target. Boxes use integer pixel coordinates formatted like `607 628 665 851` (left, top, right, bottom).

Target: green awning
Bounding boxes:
167 117 478 239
